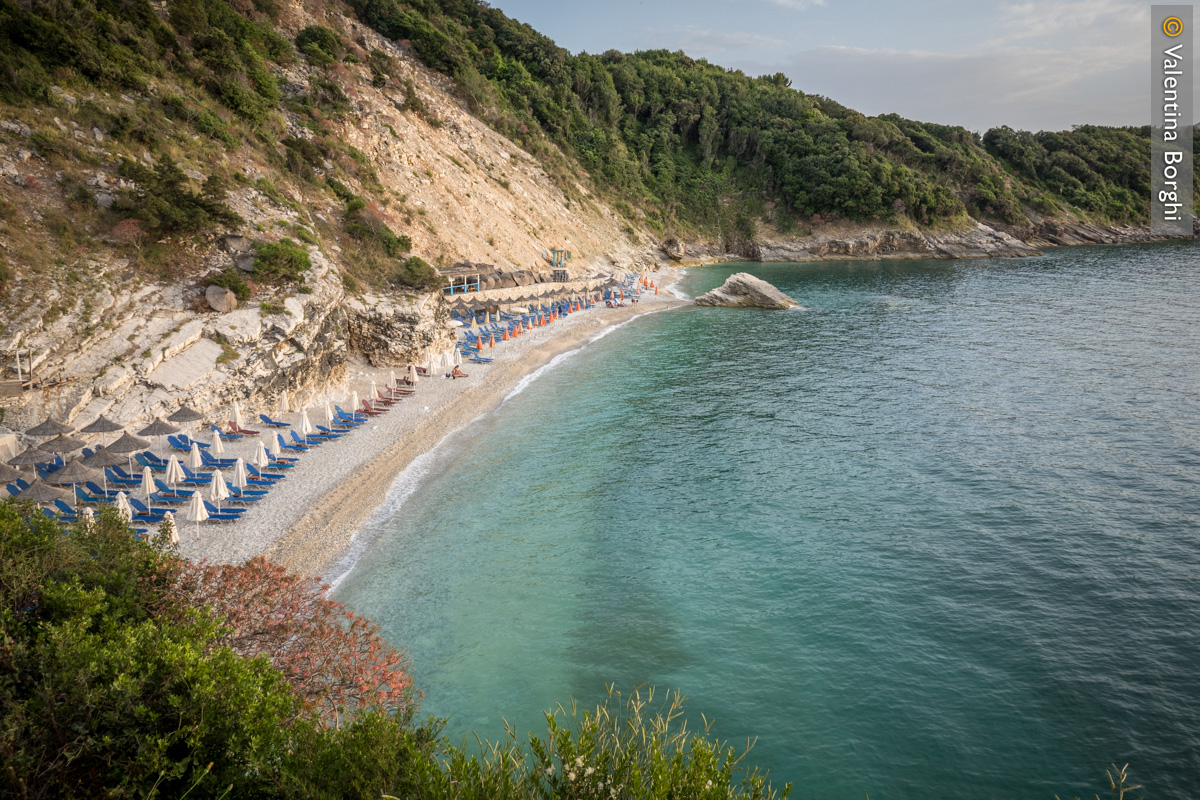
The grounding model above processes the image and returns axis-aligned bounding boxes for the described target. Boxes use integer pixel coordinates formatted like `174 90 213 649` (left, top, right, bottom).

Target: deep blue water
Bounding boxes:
336 242 1200 799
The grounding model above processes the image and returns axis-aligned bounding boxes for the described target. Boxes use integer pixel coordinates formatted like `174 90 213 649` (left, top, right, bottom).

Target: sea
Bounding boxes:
334 241 1200 800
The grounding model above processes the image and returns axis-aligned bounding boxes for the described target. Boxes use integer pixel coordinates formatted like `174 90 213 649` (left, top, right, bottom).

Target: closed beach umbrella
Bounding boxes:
161 510 178 545
38 433 86 454
27 417 74 437
184 492 208 535
208 469 228 512
233 458 249 492
370 381 378 403
279 390 290 414
454 349 463 367
140 467 154 503
300 409 313 444
253 441 270 469
428 353 438 373
165 456 185 492
408 365 419 386
231 400 245 430
114 491 133 523
269 435 282 459
81 507 95 533
188 442 203 471
389 370 397 390
324 402 335 426
350 391 360 414
211 429 225 455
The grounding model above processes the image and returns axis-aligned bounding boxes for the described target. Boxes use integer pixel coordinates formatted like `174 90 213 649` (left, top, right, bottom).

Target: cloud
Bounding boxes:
669 26 785 54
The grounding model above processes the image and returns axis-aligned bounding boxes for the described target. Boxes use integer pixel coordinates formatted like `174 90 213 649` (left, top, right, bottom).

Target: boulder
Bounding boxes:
220 234 252 254
694 272 801 310
206 285 238 313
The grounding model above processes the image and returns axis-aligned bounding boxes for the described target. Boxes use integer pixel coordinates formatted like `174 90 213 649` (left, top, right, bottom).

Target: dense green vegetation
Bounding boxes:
343 0 1194 233
0 499 789 799
0 0 1192 262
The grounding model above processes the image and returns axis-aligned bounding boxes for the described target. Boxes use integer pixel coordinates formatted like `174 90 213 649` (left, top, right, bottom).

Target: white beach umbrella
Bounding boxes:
184 492 208 535
279 390 291 414
408 364 419 386
443 349 455 367
211 428 224 456
208 468 228 512
324 402 335 426
253 441 270 469
81 506 95 534
233 458 249 492
370 380 378 404
300 409 313 444
114 491 133 523
350 390 360 414
165 456 185 492
161 510 178 545
427 353 437 375
140 466 154 503
269 435 282 459
454 349 463 367
389 370 397 390
188 441 203 471
231 400 244 430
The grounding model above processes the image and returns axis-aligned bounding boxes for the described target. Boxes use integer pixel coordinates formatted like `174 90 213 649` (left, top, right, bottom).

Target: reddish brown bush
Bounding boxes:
182 557 412 723
111 218 146 249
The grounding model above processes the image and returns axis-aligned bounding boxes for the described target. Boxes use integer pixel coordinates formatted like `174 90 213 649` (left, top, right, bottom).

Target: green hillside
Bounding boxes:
344 0 1192 234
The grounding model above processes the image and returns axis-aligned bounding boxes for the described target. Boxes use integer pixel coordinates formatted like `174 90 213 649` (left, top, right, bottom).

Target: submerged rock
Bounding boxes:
694 272 801 310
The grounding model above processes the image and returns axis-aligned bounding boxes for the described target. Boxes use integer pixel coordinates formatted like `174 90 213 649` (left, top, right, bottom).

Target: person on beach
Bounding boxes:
449 366 469 379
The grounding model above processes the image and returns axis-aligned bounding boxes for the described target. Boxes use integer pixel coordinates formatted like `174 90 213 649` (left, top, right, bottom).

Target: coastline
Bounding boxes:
178 277 688 579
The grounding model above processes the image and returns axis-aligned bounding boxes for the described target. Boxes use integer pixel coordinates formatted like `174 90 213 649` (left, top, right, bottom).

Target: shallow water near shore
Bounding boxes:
336 242 1200 799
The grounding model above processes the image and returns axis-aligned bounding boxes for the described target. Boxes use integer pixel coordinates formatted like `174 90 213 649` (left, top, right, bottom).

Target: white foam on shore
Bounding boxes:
324 423 470 590
503 309 663 403
666 269 691 301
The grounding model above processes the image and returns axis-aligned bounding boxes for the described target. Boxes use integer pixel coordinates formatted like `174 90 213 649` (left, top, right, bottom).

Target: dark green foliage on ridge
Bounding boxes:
114 158 244 234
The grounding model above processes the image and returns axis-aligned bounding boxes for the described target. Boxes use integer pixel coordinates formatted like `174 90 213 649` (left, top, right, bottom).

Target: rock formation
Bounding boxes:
694 273 801 310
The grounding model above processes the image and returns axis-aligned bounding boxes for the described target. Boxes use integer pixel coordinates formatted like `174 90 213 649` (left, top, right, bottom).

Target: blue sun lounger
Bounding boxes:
275 433 308 453
259 414 291 428
212 424 243 440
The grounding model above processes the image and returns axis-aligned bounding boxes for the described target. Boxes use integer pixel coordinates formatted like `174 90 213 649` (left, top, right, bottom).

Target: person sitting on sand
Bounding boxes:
449 365 469 379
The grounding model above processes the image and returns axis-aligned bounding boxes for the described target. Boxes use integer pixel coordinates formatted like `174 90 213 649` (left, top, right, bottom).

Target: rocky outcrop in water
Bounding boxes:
695 273 801 310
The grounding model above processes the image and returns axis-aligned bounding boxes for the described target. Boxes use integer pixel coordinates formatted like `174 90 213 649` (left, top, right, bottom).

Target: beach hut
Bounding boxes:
184 492 208 535
208 469 228 512
114 491 133 523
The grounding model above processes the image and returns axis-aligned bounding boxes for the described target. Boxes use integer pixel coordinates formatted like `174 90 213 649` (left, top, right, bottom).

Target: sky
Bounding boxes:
488 0 1189 133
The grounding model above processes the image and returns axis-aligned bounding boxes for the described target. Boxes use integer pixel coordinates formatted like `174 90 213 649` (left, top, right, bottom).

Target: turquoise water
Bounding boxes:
336 242 1200 799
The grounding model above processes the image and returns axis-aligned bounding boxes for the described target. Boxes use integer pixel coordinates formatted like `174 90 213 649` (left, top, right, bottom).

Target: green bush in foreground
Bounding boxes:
254 238 311 283
0 499 791 799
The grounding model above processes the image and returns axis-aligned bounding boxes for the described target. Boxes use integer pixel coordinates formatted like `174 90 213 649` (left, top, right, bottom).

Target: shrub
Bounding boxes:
296 25 343 65
113 159 243 235
391 255 439 290
254 240 310 283
209 267 251 300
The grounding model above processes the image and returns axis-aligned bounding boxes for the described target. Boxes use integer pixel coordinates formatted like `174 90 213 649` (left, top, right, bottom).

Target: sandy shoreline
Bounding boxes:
178 277 687 579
